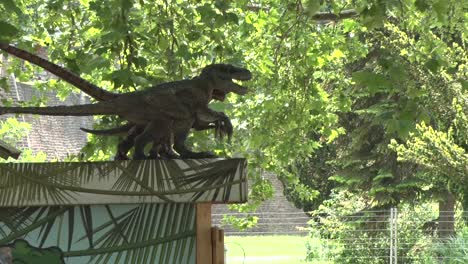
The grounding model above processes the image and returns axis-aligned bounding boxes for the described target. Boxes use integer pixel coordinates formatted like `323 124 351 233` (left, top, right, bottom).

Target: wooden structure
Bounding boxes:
0 159 247 264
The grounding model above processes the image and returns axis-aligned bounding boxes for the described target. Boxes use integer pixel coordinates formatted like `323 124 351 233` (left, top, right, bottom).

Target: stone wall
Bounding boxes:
212 172 311 236
0 74 92 159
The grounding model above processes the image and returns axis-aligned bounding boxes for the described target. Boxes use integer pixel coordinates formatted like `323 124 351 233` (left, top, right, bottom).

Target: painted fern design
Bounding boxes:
0 159 247 206
0 204 196 263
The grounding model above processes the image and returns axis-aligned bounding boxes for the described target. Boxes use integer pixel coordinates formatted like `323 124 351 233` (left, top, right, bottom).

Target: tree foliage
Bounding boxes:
0 0 467 215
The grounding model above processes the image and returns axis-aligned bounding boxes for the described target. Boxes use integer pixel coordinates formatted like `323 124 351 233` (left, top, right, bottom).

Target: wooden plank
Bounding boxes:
196 203 212 264
211 227 225 264
0 159 248 206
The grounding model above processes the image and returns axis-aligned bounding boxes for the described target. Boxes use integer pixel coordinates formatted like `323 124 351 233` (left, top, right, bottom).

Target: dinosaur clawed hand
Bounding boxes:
214 112 233 141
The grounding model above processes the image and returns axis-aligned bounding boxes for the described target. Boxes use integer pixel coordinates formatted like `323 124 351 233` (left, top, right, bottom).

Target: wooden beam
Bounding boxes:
196 203 212 264
211 227 225 264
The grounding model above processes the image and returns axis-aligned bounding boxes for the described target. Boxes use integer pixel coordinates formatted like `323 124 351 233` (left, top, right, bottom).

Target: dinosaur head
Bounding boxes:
201 64 251 101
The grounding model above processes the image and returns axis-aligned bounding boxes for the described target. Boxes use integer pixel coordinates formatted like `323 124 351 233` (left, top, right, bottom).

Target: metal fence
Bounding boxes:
307 208 468 263
216 208 468 263
212 211 310 236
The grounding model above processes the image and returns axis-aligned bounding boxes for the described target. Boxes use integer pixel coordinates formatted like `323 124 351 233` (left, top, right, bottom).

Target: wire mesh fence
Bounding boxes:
307 207 468 263
212 211 310 236
215 207 468 263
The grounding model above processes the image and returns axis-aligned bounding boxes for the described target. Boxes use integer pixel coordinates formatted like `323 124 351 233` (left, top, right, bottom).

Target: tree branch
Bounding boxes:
311 9 359 21
245 4 358 21
0 139 21 159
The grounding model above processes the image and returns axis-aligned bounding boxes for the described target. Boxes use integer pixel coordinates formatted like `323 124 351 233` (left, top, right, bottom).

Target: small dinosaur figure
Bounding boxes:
0 43 251 159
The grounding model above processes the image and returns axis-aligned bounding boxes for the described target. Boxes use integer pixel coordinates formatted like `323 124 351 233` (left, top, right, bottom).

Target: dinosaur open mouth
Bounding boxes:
232 71 252 81
229 79 248 95
212 89 227 101
230 70 251 95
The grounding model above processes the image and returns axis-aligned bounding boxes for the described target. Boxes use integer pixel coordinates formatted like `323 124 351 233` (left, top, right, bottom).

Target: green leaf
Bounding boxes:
414 0 429 11
361 5 386 28
305 0 321 16
63 57 81 74
158 38 169 50
425 58 441 73
0 77 10 92
433 0 449 23
197 4 216 22
56 86 72 101
131 75 150 86
134 57 148 68
343 20 357 33
225 12 239 24
208 102 226 112
100 30 124 42
0 0 22 15
107 69 132 88
0 20 19 40
121 0 132 10
86 56 110 71
352 71 391 93
459 79 468 91
214 0 230 12
373 170 393 182
330 49 344 59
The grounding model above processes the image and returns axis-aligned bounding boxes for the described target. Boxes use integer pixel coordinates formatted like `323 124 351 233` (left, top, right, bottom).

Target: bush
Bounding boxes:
304 191 466 263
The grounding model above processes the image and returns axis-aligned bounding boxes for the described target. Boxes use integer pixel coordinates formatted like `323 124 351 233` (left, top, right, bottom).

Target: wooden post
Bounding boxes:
196 203 212 264
211 227 225 264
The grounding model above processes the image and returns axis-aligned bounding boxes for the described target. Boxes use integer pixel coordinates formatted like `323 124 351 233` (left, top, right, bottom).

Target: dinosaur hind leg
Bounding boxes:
173 127 217 159
114 125 145 160
152 133 180 160
133 119 172 160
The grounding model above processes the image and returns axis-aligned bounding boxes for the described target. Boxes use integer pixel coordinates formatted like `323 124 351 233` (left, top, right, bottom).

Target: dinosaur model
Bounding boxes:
0 43 251 159
0 43 237 159
80 112 232 160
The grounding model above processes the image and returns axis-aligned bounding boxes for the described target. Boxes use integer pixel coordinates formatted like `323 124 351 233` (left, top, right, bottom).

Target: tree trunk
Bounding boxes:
438 191 455 239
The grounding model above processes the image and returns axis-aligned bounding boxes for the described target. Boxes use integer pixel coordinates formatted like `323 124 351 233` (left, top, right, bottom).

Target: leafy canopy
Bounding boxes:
0 0 467 211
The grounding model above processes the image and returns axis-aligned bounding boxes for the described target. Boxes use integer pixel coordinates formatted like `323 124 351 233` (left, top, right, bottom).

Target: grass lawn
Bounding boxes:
225 235 322 264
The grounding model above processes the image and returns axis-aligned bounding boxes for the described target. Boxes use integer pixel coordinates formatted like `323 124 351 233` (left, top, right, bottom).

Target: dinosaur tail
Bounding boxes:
0 102 118 116
80 123 134 135
0 42 118 101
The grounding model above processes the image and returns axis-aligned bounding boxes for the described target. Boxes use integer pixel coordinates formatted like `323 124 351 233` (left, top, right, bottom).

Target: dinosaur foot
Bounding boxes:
114 152 130 161
147 148 180 160
179 151 217 159
132 153 148 160
158 151 181 160
146 152 180 160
